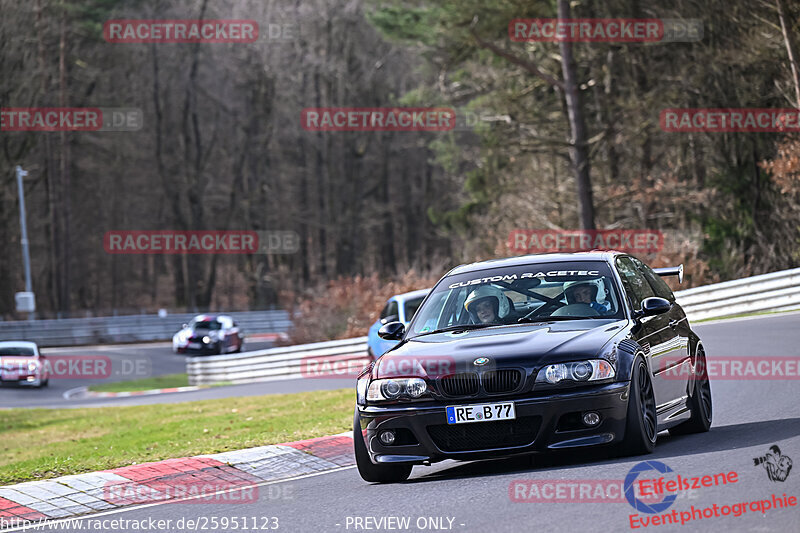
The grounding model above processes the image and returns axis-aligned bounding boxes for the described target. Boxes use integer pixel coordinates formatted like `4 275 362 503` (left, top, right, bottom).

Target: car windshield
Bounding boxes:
407 261 623 337
0 347 35 356
191 320 222 330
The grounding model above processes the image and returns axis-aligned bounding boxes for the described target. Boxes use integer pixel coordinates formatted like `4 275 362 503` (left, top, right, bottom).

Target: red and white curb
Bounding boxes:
0 432 354 528
63 386 205 401
73 386 204 400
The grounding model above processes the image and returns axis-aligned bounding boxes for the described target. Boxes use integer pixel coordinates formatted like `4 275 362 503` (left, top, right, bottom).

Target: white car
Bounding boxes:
0 341 49 387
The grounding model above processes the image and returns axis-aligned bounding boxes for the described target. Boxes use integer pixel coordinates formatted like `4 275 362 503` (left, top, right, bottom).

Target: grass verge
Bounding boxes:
0 388 353 485
88 373 190 393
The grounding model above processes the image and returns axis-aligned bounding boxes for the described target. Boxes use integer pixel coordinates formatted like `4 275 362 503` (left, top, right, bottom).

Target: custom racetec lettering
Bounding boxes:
448 271 599 289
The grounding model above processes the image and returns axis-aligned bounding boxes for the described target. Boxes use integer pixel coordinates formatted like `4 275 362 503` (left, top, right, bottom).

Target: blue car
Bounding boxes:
367 289 429 359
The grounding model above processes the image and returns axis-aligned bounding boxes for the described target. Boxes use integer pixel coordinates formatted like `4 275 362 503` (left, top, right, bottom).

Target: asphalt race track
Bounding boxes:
16 312 800 532
0 339 277 409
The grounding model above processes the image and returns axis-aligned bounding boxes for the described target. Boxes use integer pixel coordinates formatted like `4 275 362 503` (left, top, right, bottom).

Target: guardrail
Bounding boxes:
675 267 800 322
0 310 290 347
186 268 800 386
187 336 369 385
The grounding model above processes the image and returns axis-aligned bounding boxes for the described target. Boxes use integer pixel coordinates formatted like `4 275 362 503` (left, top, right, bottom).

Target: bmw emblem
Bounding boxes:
473 357 490 366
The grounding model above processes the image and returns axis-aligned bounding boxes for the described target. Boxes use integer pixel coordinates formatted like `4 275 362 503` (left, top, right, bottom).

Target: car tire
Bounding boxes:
40 378 49 388
353 409 412 483
214 342 222 355
618 357 657 456
668 347 712 436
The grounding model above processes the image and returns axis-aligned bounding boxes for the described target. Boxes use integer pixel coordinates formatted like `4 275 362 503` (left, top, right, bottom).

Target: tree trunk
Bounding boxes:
776 0 800 108
557 0 595 230
58 0 71 313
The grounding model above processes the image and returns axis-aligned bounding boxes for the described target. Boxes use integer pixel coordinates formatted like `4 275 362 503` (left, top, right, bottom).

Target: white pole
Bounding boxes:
16 166 34 318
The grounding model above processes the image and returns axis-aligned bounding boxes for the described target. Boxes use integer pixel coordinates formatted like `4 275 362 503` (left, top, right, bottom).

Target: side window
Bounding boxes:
404 297 424 322
380 301 399 322
615 257 655 308
631 257 675 302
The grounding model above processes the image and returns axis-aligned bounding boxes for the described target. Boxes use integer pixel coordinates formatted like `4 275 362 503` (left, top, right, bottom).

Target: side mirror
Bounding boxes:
378 321 405 340
636 297 672 318
182 323 188 329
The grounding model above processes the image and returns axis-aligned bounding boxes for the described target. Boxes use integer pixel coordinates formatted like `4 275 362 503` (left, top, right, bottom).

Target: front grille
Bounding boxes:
482 369 522 394
427 416 541 452
440 373 479 396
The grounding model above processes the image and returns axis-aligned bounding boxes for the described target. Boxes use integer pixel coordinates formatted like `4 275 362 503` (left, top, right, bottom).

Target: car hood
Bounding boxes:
374 319 628 379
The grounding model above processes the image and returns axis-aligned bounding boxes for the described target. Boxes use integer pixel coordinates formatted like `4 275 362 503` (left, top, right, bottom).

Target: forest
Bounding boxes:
1 0 798 325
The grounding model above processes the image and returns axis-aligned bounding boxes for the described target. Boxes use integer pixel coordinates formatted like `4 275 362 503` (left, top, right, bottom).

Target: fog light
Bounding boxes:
379 430 396 445
583 412 601 426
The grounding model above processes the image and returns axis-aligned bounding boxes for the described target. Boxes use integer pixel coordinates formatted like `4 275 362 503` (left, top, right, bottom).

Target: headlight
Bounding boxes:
28 361 38 372
366 378 428 402
202 336 211 344
536 359 615 385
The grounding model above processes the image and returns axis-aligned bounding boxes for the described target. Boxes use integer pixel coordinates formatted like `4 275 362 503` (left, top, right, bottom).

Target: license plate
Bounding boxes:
446 402 515 424
188 343 201 349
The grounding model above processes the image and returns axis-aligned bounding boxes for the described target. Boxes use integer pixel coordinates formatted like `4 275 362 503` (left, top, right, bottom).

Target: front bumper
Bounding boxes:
356 381 630 465
0 372 43 386
184 341 221 354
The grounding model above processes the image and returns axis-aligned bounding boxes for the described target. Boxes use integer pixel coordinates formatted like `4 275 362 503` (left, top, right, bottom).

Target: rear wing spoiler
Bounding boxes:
654 264 684 284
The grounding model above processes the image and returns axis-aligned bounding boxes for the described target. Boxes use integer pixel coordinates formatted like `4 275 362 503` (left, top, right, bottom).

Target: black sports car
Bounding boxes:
354 252 712 482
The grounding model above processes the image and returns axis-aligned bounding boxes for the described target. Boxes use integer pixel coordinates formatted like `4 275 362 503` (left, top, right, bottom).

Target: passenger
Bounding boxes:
563 281 610 313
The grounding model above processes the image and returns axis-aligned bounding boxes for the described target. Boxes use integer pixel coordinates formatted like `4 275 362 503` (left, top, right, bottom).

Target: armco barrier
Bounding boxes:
676 267 800 322
0 310 290 347
186 336 369 385
185 268 800 386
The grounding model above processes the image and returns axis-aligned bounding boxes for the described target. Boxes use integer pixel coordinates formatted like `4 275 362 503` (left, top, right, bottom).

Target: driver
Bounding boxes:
563 281 610 313
464 285 512 324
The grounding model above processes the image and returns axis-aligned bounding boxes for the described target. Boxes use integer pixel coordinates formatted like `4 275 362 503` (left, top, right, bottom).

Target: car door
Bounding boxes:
615 257 680 417
218 317 233 352
231 320 243 350
633 257 693 410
